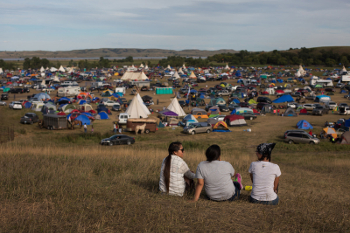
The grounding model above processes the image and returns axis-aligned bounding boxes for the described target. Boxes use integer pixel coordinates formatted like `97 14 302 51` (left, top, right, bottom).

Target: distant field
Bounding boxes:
0 77 350 232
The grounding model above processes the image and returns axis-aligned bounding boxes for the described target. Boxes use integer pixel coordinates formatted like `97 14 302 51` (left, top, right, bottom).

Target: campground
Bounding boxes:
0 77 350 232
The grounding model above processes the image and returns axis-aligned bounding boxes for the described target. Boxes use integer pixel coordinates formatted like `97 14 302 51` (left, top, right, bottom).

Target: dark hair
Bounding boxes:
205 145 221 162
163 142 182 193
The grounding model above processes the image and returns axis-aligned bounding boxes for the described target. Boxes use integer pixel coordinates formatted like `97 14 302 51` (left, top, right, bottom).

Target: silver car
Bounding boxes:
183 122 212 135
285 132 320 144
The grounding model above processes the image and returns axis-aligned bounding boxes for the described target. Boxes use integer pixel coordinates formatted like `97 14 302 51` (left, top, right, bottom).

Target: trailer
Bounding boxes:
39 114 68 130
126 118 157 134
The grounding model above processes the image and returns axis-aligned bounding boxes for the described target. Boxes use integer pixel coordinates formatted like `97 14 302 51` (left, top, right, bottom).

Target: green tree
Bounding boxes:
340 56 349 66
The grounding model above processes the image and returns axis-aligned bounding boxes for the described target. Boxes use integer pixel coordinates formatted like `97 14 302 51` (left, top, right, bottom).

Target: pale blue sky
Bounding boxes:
1 0 350 51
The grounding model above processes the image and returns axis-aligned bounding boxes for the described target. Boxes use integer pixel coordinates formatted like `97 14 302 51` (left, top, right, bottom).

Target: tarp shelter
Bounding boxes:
299 108 308 115
167 97 186 117
125 95 150 118
98 111 109 120
297 120 313 129
212 121 231 132
284 108 297 117
224 115 247 127
159 109 178 117
323 127 337 139
75 115 91 125
248 99 257 105
272 94 294 103
34 93 50 100
209 97 226 106
24 102 32 108
340 131 350 144
315 95 331 103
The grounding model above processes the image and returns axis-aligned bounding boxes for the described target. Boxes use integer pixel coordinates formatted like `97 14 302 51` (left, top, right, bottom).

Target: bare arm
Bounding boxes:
274 177 280 193
192 178 204 202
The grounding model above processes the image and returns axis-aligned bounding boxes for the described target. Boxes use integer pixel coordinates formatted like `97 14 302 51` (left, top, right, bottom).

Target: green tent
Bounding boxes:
3 88 10 92
248 99 257 105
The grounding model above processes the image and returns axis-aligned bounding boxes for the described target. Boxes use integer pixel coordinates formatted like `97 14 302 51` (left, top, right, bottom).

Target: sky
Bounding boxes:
1 0 350 52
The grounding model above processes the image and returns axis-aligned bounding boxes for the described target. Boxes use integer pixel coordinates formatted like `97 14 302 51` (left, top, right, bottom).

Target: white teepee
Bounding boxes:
125 94 150 118
59 65 65 72
342 65 347 72
40 66 45 72
167 98 186 117
0 68 3 74
140 63 144 68
225 63 229 69
173 71 181 80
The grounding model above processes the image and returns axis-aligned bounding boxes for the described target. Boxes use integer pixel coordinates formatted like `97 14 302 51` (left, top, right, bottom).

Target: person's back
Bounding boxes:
196 160 235 201
249 161 280 201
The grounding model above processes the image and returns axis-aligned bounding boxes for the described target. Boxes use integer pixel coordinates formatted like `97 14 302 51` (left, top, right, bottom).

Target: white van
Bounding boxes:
118 113 130 124
115 87 126 95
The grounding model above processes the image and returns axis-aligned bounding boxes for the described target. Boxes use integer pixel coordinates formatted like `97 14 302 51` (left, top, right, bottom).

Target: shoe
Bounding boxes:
234 173 243 190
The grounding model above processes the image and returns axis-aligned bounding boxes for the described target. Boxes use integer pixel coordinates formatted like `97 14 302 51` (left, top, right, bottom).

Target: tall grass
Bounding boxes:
0 144 349 232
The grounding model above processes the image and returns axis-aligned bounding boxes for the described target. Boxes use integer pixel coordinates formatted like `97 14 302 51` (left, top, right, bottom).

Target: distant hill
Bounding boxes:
283 46 350 55
0 48 238 59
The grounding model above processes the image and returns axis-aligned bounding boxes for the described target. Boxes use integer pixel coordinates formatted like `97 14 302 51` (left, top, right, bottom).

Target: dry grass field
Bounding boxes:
1 76 350 232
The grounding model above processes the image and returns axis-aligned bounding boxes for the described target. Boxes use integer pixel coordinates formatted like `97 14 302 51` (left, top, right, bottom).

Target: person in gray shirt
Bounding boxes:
191 145 243 202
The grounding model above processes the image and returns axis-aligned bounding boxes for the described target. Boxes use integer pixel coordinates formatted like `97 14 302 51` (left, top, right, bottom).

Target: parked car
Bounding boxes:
1 93 8 100
112 104 121 111
218 104 230 112
12 102 23 110
328 102 337 110
291 92 302 97
207 115 226 122
287 102 299 109
100 134 135 146
302 104 315 111
183 122 212 135
283 130 308 138
239 112 257 120
217 90 231 96
102 100 118 107
20 113 39 124
0 101 7 106
284 131 320 144
257 96 272 104
312 105 329 116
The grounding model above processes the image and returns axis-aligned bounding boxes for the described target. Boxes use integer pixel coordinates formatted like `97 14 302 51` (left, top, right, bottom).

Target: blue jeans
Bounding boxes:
249 196 279 205
207 182 241 202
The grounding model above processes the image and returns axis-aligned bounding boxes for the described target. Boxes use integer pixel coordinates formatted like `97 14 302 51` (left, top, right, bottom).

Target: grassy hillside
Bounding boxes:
284 46 350 55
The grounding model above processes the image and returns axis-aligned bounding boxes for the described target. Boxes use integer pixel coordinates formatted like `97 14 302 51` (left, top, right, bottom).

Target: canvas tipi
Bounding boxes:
167 97 186 117
125 94 150 118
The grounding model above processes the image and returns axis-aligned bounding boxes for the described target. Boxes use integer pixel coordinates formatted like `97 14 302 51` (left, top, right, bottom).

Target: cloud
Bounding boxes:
0 0 350 51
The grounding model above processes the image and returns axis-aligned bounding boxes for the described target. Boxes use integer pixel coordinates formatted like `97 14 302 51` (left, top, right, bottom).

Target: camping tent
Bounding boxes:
212 121 231 132
284 108 297 117
34 93 50 100
167 97 186 117
75 115 91 125
121 71 149 81
272 94 294 103
224 115 247 127
182 114 198 126
323 127 337 139
209 97 226 106
98 111 109 120
296 120 313 129
125 95 150 118
315 95 331 103
340 131 350 144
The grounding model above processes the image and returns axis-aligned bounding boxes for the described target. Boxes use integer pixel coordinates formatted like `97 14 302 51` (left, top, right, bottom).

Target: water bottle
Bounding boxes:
244 186 252 191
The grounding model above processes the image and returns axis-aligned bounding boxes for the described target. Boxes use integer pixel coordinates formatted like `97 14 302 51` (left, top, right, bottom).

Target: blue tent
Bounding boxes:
297 120 313 129
24 102 32 108
59 97 70 102
315 95 331 102
230 109 236 115
75 115 91 125
345 119 350 128
341 90 347 94
79 100 87 105
99 111 109 120
190 89 198 93
235 70 241 77
232 99 240 104
81 112 93 117
272 94 294 103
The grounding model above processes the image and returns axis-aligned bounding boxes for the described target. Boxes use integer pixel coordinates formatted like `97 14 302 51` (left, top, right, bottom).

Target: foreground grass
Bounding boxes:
0 144 349 232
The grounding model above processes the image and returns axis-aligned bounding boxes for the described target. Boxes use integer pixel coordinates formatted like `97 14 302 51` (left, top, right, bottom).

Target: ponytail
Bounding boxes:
164 142 182 193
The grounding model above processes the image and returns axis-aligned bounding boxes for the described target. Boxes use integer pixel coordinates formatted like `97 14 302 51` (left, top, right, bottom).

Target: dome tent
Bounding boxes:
296 120 313 129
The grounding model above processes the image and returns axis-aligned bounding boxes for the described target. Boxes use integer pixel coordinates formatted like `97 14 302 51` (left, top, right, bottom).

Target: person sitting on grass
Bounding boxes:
249 143 281 205
159 142 195 196
191 145 242 202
